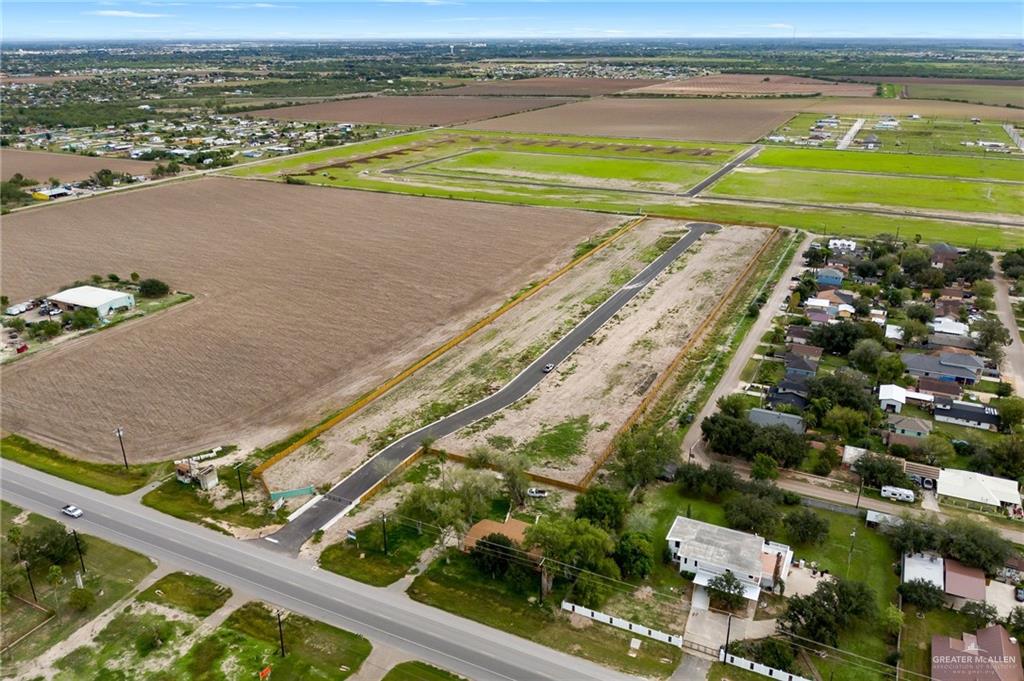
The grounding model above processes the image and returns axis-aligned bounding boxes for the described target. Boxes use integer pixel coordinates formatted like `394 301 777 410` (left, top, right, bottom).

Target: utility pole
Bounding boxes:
114 427 128 470
381 514 389 556
846 530 858 577
724 613 733 656
24 561 37 602
855 478 863 509
538 558 546 604
234 463 246 509
277 611 286 657
72 530 86 573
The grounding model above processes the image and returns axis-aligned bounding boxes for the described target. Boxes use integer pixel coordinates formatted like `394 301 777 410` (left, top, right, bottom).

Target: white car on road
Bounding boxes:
526 488 549 498
61 504 83 518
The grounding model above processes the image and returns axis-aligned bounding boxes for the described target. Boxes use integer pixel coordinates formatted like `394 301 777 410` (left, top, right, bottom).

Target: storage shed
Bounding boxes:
47 286 135 318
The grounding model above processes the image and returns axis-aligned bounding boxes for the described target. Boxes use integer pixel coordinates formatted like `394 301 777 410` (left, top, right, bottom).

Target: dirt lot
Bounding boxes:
0 177 618 462
825 76 1024 86
430 78 665 97
0 74 96 85
627 74 875 97
247 95 576 126
0 149 155 183
263 220 767 491
798 97 1024 121
466 97 802 142
443 224 769 484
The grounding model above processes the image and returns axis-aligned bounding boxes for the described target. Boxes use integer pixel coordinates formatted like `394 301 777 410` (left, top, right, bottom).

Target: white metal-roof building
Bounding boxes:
937 468 1021 511
48 286 135 318
903 552 945 590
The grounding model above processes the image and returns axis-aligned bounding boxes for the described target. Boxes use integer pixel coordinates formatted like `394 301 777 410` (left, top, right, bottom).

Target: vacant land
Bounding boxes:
467 97 801 142
798 96 1024 121
247 95 576 125
432 77 663 96
751 146 1024 181
442 225 769 484
0 149 155 183
907 83 1024 108
713 167 1023 219
628 74 874 97
1 177 617 462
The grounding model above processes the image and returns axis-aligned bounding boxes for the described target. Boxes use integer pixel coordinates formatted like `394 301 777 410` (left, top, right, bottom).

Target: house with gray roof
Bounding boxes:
749 407 805 434
902 352 983 385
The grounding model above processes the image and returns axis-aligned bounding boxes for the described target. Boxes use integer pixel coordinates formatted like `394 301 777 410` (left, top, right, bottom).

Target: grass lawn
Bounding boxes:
752 146 1024 182
168 601 372 681
0 504 156 671
899 606 973 679
520 415 591 463
711 167 1023 217
1 434 165 495
423 149 718 192
409 550 681 679
382 661 465 681
141 471 284 532
858 118 1012 156
907 83 1024 108
319 520 437 587
708 661 774 681
973 379 1004 394
138 571 233 617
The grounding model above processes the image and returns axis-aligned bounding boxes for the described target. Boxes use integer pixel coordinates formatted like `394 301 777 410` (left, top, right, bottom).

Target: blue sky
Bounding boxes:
3 1 1021 41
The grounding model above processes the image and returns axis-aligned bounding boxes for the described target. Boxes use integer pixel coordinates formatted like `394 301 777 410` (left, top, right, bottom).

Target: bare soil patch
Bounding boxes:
0 149 155 183
628 74 874 97
824 76 1024 86
467 97 801 142
0 74 96 85
0 177 617 462
431 78 666 97
247 95 576 126
799 97 1024 121
441 225 769 485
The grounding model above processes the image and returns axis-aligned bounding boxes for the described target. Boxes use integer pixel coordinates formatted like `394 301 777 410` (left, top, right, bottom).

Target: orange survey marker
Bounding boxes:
259 666 272 680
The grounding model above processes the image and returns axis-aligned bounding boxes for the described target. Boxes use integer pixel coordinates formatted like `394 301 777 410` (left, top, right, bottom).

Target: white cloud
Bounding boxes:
84 9 172 17
219 2 295 8
767 23 794 30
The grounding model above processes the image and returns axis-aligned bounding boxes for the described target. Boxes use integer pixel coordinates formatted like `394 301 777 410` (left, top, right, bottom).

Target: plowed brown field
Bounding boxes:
248 95 576 126
467 97 801 142
1 149 155 183
628 74 875 97
798 97 1024 120
0 177 618 462
431 77 665 96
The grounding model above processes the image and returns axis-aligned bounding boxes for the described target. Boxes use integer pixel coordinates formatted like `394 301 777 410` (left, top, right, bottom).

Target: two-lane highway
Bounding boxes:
0 461 639 681
270 222 721 550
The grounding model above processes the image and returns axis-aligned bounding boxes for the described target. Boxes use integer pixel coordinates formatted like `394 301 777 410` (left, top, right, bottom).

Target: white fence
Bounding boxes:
560 601 682 648
719 650 813 681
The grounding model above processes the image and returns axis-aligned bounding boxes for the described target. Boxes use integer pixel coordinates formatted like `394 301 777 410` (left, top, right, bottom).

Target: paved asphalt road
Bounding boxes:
684 145 763 197
270 222 721 551
0 461 641 681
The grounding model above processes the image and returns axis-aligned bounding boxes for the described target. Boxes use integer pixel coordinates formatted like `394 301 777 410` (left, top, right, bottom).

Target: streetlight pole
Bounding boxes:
23 561 37 602
846 530 857 577
114 427 128 470
234 463 246 509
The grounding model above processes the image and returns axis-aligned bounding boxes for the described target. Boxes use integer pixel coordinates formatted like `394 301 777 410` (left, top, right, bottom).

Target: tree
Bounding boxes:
974 318 1012 364
973 280 996 299
779 578 876 647
813 442 841 476
1006 606 1024 640
68 587 95 612
29 320 62 340
915 434 956 466
611 424 680 488
823 406 868 440
985 436 1024 480
803 247 827 267
6 526 23 562
22 525 82 566
808 369 874 414
881 603 904 637
717 393 751 419
810 320 864 355
724 495 780 537
614 532 654 579
68 308 99 330
876 354 906 383
701 413 756 458
707 570 747 611
751 425 808 468
848 339 884 373
705 462 737 497
902 319 929 344
897 579 946 611
524 517 617 596
498 455 529 508
905 303 935 324
574 487 628 532
137 278 170 298
961 601 999 628
996 397 1024 433
853 453 910 489
900 247 932 275
751 453 779 481
47 565 63 619
952 249 994 283
940 519 1013 575
470 532 516 580
130 272 140 283
784 508 829 546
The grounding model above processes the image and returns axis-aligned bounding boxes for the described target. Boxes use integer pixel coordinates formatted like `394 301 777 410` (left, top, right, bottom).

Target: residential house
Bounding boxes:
815 268 844 288
785 325 813 345
878 384 934 414
933 398 1000 431
886 324 906 343
937 468 1022 513
931 624 1023 681
749 408 806 434
903 551 945 590
944 559 988 608
827 238 857 253
463 518 533 553
931 317 970 337
902 352 983 385
783 352 819 379
870 308 887 326
841 445 868 467
665 517 793 601
806 310 830 326
928 333 977 351
930 244 961 270
787 344 823 361
886 414 932 448
768 375 810 410
916 377 963 400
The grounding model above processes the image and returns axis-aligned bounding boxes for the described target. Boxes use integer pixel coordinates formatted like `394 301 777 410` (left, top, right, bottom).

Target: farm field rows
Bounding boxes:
247 94 577 125
710 166 1024 218
429 77 663 96
751 146 1024 181
0 148 156 183
795 96 1024 121
625 73 875 97
0 177 619 462
906 82 1024 108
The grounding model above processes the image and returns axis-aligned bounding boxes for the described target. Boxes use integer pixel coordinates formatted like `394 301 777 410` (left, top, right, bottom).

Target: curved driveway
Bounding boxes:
270 222 721 550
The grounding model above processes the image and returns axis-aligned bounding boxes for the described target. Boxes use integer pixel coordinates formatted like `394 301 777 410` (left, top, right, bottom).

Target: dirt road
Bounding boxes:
682 231 811 463
994 270 1024 391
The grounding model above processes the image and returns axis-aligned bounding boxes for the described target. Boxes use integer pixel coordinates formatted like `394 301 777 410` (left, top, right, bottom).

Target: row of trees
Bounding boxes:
889 516 1013 575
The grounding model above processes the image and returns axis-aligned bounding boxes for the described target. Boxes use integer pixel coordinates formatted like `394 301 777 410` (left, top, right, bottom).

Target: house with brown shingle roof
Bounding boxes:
931 624 1023 681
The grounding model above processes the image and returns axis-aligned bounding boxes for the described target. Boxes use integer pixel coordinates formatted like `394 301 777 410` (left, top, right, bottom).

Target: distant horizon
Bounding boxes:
2 1 1021 42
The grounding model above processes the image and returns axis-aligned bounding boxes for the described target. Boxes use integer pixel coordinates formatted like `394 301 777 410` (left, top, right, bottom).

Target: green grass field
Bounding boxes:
712 167 1023 216
382 661 465 681
908 83 1024 108
138 571 233 617
856 117 1014 155
752 146 1024 181
319 520 437 586
420 149 718 192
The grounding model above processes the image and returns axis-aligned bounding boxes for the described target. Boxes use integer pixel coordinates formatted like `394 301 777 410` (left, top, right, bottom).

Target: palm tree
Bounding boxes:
47 565 63 620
